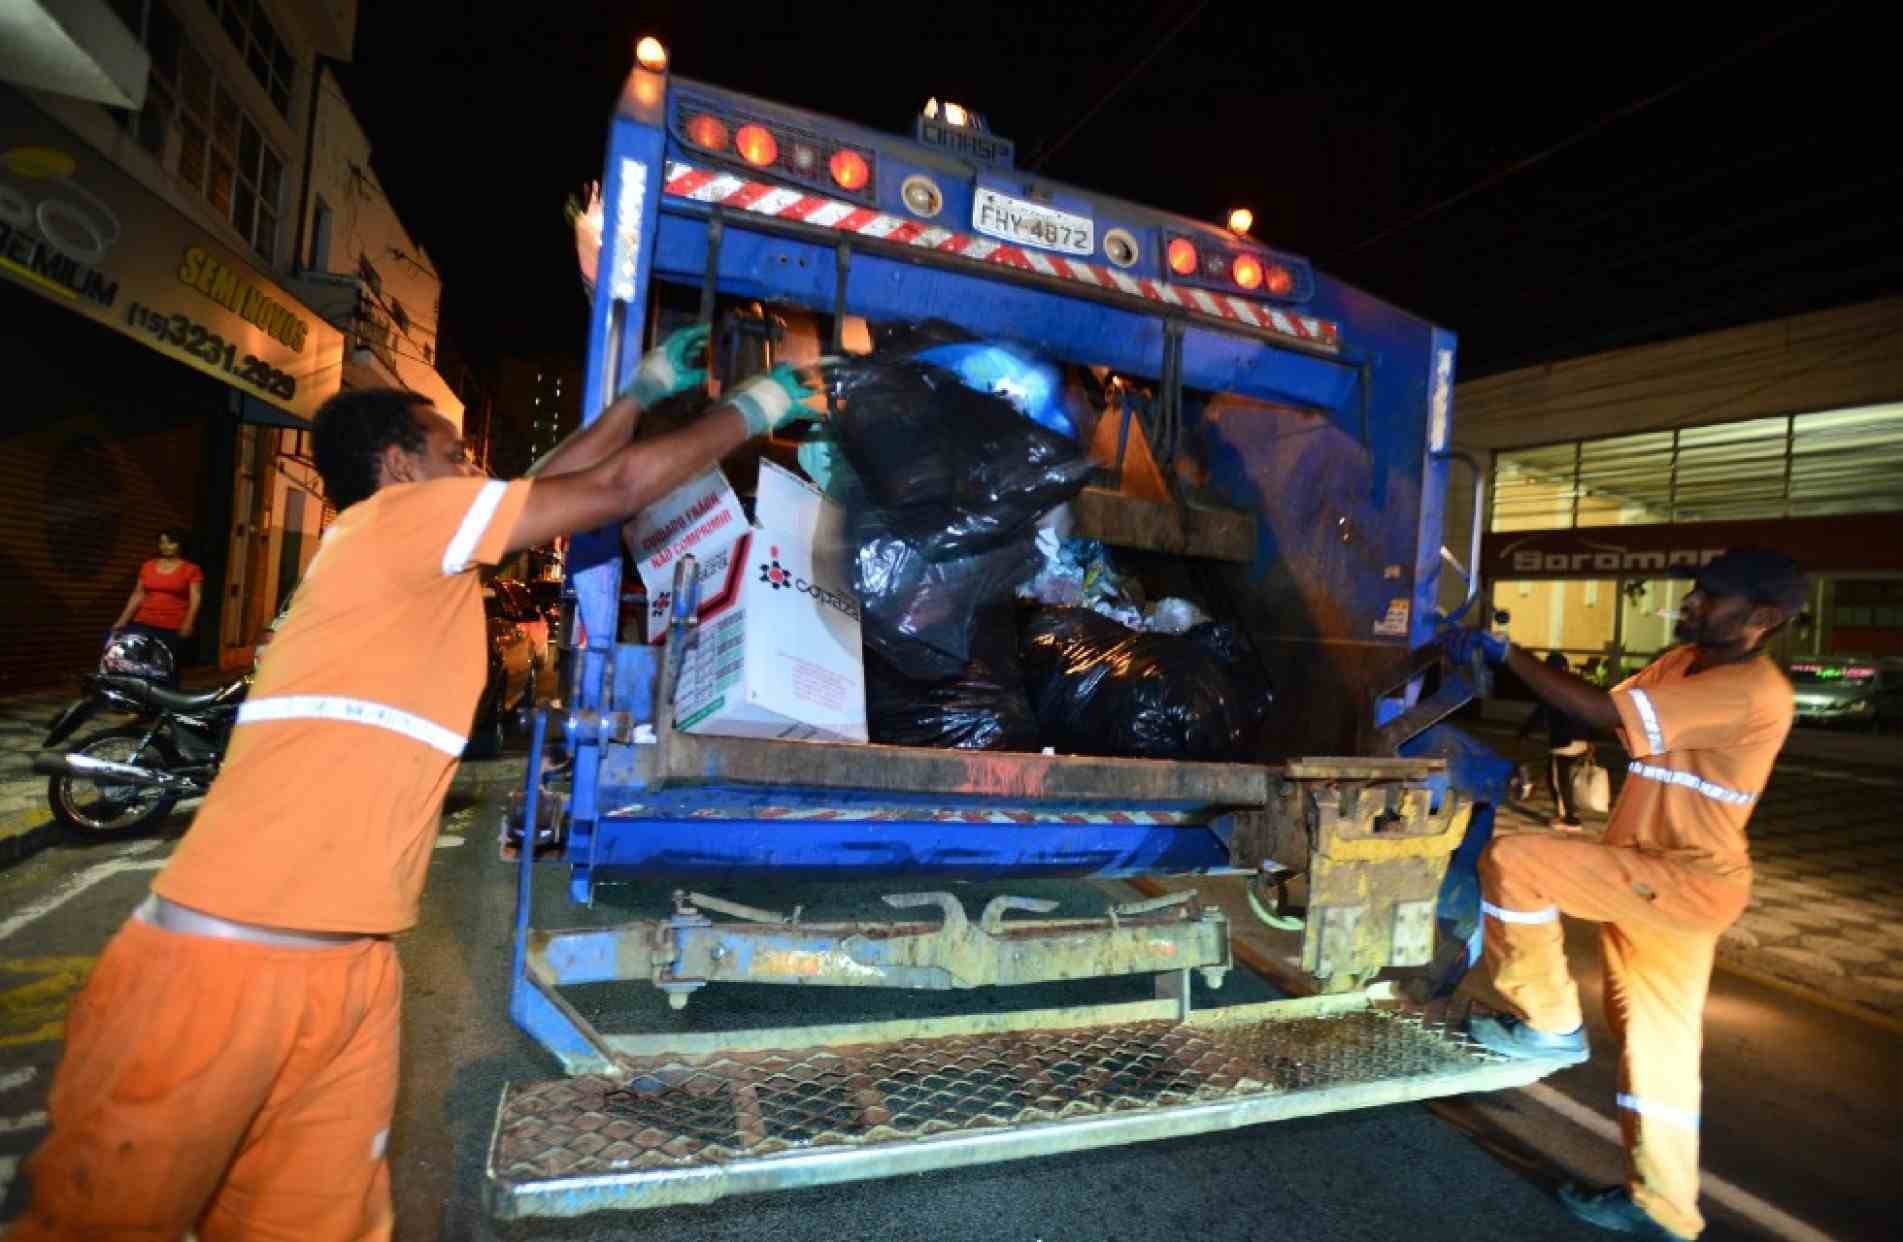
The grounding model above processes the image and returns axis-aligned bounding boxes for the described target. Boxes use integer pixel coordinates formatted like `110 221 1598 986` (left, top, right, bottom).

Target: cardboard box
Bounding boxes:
672 461 867 743
623 467 749 642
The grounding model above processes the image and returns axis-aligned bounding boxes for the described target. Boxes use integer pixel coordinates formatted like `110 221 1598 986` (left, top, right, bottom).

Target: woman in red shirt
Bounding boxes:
113 528 205 679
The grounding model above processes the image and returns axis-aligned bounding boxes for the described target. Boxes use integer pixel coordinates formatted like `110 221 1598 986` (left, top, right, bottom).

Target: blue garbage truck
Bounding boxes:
486 39 1545 1220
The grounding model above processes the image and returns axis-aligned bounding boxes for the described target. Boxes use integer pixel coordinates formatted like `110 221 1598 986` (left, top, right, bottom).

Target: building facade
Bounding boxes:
0 0 458 691
1444 298 1903 680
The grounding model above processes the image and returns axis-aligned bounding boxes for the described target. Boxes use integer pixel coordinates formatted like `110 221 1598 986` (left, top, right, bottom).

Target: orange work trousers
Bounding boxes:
6 914 400 1242
1478 832 1749 1240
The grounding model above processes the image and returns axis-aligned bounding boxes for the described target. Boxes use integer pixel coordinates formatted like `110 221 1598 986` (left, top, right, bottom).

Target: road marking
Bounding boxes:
0 839 164 943
435 834 466 850
0 1109 46 1135
0 1155 17 1200
0 957 96 1048
0 1066 37 1094
1520 1083 1839 1242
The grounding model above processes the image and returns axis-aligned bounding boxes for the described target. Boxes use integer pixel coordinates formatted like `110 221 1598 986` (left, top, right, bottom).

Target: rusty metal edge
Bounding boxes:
647 731 1274 808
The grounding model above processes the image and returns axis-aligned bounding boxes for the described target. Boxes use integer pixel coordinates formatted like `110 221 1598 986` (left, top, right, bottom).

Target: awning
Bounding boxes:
238 393 310 431
0 0 149 108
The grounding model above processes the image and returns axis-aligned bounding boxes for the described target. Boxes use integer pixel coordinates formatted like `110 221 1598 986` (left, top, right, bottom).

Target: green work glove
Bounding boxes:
621 323 710 408
725 363 821 438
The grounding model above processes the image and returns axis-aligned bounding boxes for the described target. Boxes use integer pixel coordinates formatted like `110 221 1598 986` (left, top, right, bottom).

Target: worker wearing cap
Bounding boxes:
1445 548 1805 1241
6 327 817 1241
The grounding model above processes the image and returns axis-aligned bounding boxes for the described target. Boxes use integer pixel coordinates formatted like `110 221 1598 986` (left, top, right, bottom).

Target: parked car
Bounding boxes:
469 583 536 757
490 578 552 674
524 578 563 625
1790 658 1901 732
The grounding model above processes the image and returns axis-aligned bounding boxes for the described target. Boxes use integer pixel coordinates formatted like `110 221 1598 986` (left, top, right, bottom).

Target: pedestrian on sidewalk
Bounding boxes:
110 527 203 682
5 326 822 1241
1445 549 1805 1241
1517 650 1591 829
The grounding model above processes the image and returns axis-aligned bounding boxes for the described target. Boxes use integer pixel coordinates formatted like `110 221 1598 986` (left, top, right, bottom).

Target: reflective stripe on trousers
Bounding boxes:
236 695 466 756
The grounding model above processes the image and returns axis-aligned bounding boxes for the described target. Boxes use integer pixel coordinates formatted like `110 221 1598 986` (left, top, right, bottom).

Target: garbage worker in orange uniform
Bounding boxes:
6 325 819 1241
1445 548 1806 1241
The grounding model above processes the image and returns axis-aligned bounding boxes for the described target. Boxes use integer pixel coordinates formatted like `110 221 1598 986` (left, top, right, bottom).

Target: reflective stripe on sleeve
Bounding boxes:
442 479 509 576
1617 1092 1700 1130
1626 688 1666 753
1627 761 1756 807
237 695 466 756
1481 901 1560 925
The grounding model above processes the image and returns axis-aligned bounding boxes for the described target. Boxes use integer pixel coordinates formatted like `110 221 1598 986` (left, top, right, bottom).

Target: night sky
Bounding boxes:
340 4 1900 380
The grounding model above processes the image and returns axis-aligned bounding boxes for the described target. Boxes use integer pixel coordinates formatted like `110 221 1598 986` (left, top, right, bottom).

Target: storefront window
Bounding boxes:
1791 405 1903 517
1489 443 1576 532
1491 578 1618 659
1619 578 1689 665
1576 431 1673 528
1489 403 1903 532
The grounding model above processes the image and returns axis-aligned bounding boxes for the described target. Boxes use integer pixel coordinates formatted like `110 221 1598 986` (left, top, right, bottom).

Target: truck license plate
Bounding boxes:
972 188 1093 256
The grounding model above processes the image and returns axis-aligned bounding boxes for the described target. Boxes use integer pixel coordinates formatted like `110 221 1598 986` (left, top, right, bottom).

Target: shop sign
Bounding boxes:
1484 513 1903 579
0 90 342 421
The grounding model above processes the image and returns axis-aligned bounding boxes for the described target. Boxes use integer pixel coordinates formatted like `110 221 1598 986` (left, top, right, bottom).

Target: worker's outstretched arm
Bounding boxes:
1443 630 1621 730
505 363 817 554
526 324 711 480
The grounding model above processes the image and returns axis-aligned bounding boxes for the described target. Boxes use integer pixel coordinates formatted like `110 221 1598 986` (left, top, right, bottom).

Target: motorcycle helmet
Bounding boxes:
100 631 175 681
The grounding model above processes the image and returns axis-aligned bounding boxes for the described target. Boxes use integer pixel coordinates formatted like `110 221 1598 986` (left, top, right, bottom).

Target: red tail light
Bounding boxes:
735 124 778 167
1264 265 1294 296
685 114 728 151
1166 238 1198 276
1231 254 1264 290
829 149 870 191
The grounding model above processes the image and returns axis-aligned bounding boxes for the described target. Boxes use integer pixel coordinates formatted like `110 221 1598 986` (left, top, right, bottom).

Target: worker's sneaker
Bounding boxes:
1466 1012 1590 1065
1558 1184 1694 1239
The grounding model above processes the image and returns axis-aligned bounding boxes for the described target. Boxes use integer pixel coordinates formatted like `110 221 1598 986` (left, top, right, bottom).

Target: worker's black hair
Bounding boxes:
157 526 189 548
313 388 429 511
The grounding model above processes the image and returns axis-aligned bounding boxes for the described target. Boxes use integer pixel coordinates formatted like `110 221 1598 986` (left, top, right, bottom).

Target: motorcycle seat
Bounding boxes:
99 677 245 713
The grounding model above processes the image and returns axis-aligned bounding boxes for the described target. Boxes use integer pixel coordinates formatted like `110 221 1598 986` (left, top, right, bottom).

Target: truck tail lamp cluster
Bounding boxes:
1164 232 1305 301
675 103 878 203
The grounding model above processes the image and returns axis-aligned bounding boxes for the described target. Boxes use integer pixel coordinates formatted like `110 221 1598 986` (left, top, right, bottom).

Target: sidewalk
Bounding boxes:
1484 728 1903 1026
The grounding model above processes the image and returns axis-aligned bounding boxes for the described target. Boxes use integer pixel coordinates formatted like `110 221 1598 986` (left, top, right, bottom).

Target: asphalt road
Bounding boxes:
1 757 1896 1241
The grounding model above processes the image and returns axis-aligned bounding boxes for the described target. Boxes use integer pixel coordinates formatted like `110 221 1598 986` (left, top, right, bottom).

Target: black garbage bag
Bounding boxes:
851 501 1040 679
864 605 1036 750
868 317 976 355
825 358 1093 561
1019 607 1270 761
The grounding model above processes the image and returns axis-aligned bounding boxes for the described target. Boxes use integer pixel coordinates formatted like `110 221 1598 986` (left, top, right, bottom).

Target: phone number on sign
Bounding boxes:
126 301 297 401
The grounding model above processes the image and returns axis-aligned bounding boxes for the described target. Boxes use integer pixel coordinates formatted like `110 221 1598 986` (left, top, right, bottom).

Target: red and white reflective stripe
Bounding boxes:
662 162 1341 352
1481 900 1560 925
238 695 467 757
660 804 1201 826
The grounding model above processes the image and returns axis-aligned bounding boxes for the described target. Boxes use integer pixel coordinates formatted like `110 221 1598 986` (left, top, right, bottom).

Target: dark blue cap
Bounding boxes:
1690 548 1809 615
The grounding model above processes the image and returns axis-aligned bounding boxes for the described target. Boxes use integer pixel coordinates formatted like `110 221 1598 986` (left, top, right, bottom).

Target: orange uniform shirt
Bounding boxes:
154 476 533 933
1606 646 1795 880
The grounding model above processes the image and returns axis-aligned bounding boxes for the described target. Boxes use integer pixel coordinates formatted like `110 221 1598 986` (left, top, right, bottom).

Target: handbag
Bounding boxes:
1570 747 1611 816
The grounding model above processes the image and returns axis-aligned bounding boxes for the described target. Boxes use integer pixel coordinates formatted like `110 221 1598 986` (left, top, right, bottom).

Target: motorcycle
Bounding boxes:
33 632 247 838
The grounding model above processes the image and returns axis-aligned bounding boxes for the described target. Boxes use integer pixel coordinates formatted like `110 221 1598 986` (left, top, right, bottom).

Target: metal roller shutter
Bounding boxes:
0 288 227 694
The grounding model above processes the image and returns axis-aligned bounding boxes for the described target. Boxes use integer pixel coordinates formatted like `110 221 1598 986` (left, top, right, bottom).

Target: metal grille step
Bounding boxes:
486 1002 1553 1219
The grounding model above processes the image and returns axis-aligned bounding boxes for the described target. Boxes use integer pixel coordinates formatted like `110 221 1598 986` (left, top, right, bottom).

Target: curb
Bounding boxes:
0 804 61 871
1709 954 1903 1038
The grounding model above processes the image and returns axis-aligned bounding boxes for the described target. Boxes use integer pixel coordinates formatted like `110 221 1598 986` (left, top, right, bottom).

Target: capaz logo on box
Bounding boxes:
758 548 859 620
